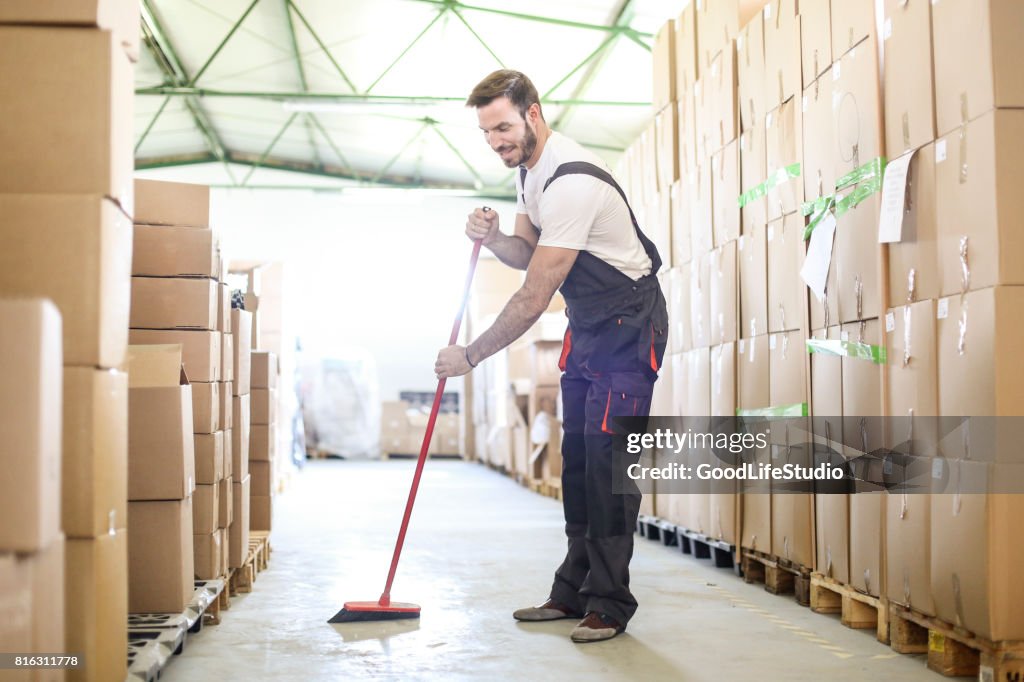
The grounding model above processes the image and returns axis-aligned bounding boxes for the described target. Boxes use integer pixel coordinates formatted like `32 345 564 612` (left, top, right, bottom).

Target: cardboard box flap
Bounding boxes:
127 344 188 388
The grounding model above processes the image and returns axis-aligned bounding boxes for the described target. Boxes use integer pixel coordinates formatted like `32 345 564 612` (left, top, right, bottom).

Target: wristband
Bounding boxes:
465 346 478 368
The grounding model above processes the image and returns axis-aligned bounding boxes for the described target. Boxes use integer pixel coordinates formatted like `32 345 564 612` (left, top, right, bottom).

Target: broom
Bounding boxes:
329 217 486 623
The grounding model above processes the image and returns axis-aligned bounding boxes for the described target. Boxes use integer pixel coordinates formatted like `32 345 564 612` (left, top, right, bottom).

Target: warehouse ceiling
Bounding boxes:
134 0 684 196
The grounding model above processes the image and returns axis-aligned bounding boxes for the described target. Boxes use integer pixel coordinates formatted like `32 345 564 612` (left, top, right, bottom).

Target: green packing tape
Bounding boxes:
801 156 888 241
805 338 888 364
834 156 887 192
736 403 809 418
737 162 802 208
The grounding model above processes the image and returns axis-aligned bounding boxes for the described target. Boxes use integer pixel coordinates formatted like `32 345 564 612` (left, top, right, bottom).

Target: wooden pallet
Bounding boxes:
741 550 811 606
810 573 889 644
230 532 272 595
676 527 739 574
888 605 1024 678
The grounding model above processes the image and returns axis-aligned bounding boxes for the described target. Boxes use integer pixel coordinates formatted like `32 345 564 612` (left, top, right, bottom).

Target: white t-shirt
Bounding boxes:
516 131 652 281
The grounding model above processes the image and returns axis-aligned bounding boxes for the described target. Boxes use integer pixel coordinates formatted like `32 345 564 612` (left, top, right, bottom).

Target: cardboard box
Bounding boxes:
674 3 698 97
127 498 194 613
737 335 770 410
739 123 768 236
132 225 217 278
690 252 711 349
883 0 936 159
251 351 277 389
737 11 766 133
251 388 277 426
250 461 272 498
223 429 233 479
641 122 659 202
690 163 713 257
830 0 875 60
769 328 807 409
63 367 128 539
831 42 883 182
936 110 1024 296
677 95 699 182
0 0 140 61
0 551 31 662
765 98 803 220
130 277 217 331
220 382 233 430
0 300 62 553
762 0 801 111
709 242 738 345
65 531 127 682
931 0 1024 137
655 104 679 189
0 28 132 208
885 301 939 458
133 179 210 228
27 535 65 680
937 288 1024 455
194 432 224 486
669 264 692 354
249 423 275 462
801 74 836 206
767 215 805 333
652 19 676 113
705 45 738 155
712 139 740 246
887 144 938 307
250 495 272 532
0 196 131 368
771 482 814 567
886 469 935 614
127 345 196 501
218 527 229 577
530 340 561 388
218 284 231 333
835 191 882 323
687 348 711 417
221 335 234 383
710 342 737 417
696 0 738 69
738 224 768 338
815 489 849 583
192 484 218 535
740 441 772 552
850 482 885 597
800 0 831 87
930 461 1024 641
810 325 843 425
670 180 692 266
190 381 219 434
128 329 220 383
232 310 252 395
218 477 232 530
232 396 250 480
229 476 250 569
193 531 221 580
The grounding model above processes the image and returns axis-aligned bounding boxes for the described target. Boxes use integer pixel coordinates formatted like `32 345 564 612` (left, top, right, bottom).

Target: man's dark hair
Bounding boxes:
466 69 544 121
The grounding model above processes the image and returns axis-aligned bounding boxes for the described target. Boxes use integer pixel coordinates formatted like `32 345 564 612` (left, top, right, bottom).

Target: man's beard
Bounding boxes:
500 121 538 168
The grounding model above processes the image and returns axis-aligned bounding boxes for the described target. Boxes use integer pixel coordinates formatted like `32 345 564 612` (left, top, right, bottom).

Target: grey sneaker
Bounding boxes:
570 612 625 642
512 598 582 622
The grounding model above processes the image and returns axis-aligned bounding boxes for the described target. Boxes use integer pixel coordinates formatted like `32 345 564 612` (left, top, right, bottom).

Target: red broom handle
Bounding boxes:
379 237 483 606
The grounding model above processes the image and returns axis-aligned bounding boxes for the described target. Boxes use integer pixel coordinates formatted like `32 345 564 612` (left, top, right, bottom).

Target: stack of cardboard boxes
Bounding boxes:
230 308 253 571
250 351 278 530
0 4 139 678
0 300 66 682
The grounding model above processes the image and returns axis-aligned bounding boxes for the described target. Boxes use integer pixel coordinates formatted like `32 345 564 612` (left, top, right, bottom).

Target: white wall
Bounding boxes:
210 187 517 405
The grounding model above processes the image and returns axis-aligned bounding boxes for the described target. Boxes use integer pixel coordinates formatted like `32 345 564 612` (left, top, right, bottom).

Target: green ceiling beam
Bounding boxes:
405 0 651 39
282 0 324 171
140 0 236 182
135 86 650 107
134 94 172 154
542 32 617 100
372 122 431 183
307 114 358 179
429 122 484 187
365 7 447 95
241 112 299 186
450 7 503 68
190 0 262 86
287 0 357 93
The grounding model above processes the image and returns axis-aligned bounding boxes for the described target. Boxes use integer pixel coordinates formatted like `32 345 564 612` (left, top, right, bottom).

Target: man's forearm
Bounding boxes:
467 287 548 365
486 232 534 270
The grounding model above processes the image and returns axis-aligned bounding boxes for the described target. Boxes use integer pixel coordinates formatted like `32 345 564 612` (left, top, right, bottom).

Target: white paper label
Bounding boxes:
932 458 944 479
770 334 777 350
741 133 748 151
886 312 896 333
801 213 837 303
737 35 744 51
883 18 893 40
767 224 775 241
878 150 917 243
802 95 808 112
764 4 772 19
739 339 746 354
936 139 948 162
738 235 745 251
766 112 773 129
937 297 950 319
841 330 850 342
832 63 841 81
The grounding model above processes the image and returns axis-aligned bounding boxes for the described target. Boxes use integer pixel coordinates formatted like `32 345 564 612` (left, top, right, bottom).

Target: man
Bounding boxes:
434 70 668 643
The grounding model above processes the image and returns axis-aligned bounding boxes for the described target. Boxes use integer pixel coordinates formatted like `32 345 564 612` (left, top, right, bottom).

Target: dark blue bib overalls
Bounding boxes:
524 161 669 625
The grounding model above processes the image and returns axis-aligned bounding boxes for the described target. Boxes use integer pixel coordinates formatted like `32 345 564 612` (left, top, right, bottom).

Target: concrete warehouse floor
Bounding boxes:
163 460 936 681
